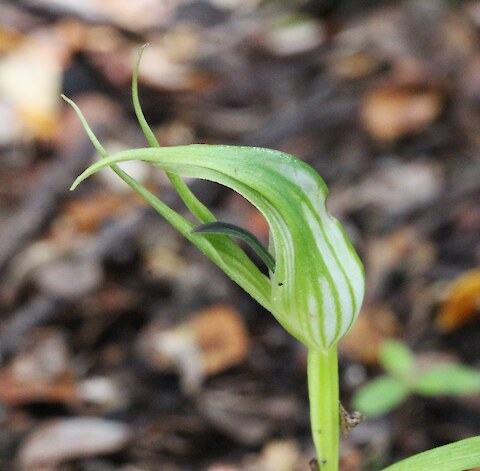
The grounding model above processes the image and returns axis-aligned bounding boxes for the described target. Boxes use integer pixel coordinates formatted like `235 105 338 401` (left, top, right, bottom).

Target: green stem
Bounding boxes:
308 348 339 471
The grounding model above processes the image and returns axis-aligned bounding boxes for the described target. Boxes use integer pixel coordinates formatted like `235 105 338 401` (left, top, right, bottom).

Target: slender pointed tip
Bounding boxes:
137 43 149 61
61 94 78 110
70 175 85 191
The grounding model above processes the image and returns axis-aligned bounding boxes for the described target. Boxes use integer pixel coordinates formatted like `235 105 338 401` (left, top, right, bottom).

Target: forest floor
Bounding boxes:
0 1 480 470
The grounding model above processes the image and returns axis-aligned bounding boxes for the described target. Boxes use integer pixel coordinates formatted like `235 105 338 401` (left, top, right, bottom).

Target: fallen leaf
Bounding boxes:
21 0 174 32
261 14 325 56
34 257 103 300
328 50 383 81
341 305 401 365
360 84 444 141
0 30 66 140
17 418 131 470
197 387 299 446
193 305 250 376
436 269 480 332
247 440 301 471
138 305 250 393
364 228 436 301
59 192 131 233
0 26 25 53
343 161 443 216
0 373 76 407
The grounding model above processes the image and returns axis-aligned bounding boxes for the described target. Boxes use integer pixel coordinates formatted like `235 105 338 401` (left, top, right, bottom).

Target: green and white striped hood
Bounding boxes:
72 144 365 351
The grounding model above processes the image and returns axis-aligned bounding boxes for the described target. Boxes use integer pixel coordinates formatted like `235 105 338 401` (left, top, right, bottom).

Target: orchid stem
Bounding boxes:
308 348 339 471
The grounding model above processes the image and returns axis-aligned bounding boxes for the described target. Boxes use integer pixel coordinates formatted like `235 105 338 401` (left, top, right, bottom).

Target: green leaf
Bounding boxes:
413 364 480 397
71 144 365 351
352 376 409 417
379 340 416 379
192 222 276 272
381 436 480 471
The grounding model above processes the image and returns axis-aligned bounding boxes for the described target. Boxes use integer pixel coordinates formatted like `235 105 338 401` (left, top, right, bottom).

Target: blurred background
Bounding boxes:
1 0 480 470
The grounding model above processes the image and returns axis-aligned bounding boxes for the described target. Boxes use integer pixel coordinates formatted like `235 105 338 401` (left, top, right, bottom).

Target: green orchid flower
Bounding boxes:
70 143 365 352
65 46 364 471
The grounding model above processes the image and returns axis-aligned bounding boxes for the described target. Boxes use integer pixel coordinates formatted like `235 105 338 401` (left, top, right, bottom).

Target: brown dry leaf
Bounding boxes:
0 373 77 407
341 305 401 365
0 328 77 407
81 283 137 316
261 15 325 56
339 444 364 471
363 227 436 302
193 305 250 376
197 387 299 446
439 12 478 67
82 26 133 87
345 161 443 215
9 328 70 382
83 27 211 91
436 269 480 332
17 418 131 470
134 42 213 93
35 257 103 300
328 51 383 81
59 192 132 234
0 26 25 53
21 0 174 32
0 370 126 411
360 84 444 141
53 19 89 54
0 30 67 140
139 305 250 393
89 0 174 32
245 440 302 471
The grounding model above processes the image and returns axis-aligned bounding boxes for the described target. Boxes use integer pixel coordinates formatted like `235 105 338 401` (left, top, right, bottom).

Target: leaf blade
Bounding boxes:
382 437 480 471
413 364 480 397
352 376 409 417
380 340 416 380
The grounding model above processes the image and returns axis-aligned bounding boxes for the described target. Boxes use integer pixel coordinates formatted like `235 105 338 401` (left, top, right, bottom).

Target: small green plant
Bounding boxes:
64 47 480 471
353 339 480 417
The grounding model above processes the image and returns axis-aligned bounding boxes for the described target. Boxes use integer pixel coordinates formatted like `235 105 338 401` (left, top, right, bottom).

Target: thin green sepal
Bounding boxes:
63 93 271 311
61 94 108 160
131 45 215 225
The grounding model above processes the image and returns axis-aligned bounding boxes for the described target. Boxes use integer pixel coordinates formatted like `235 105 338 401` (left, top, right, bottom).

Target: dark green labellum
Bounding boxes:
191 221 276 273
